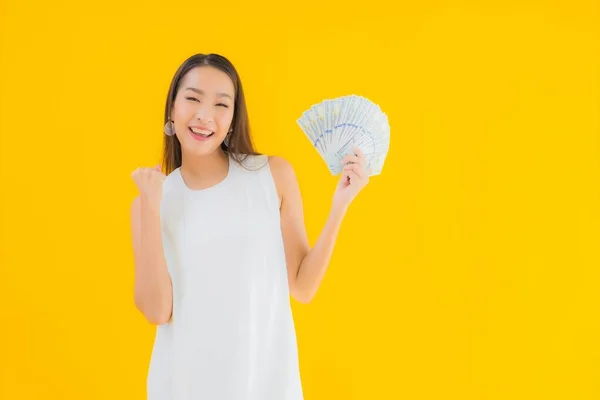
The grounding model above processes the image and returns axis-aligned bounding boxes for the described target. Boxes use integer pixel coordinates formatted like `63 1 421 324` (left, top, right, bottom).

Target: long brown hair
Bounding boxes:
162 53 261 175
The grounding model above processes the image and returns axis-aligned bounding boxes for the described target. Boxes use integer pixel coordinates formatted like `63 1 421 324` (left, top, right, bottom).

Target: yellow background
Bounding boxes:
1 0 599 399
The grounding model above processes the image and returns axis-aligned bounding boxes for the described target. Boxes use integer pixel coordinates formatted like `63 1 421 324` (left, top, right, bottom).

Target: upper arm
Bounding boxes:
268 156 310 293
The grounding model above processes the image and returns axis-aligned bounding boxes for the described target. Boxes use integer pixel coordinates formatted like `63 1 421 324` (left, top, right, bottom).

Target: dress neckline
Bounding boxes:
176 153 234 193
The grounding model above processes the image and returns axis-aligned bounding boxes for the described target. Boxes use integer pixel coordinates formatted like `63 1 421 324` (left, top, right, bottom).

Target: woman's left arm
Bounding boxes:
269 147 370 304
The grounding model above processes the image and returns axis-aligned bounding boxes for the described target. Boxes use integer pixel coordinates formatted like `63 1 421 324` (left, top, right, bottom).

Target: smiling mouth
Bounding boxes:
189 127 214 138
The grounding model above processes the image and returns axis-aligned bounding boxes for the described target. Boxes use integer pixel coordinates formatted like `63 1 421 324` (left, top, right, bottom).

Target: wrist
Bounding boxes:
141 194 161 213
330 201 349 218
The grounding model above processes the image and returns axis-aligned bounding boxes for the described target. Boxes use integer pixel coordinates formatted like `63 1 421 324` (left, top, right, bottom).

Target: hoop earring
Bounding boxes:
164 121 175 136
223 128 233 146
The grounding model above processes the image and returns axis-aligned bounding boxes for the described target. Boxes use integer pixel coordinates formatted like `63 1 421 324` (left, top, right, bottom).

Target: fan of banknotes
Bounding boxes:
296 94 390 176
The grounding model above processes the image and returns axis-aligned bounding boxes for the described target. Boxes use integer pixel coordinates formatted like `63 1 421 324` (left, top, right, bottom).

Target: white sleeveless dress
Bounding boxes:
147 153 304 400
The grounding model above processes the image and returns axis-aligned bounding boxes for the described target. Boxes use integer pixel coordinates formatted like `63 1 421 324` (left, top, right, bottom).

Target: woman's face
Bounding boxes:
171 66 235 157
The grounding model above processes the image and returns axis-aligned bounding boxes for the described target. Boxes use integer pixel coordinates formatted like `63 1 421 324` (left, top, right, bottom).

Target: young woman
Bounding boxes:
130 53 371 400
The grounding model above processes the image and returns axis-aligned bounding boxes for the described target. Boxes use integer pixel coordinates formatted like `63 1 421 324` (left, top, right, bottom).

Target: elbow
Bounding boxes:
291 285 316 304
149 313 172 325
295 295 313 304
135 295 172 325
146 308 172 325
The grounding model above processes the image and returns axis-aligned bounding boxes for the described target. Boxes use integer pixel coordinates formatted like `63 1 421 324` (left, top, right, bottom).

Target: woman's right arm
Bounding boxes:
131 194 173 325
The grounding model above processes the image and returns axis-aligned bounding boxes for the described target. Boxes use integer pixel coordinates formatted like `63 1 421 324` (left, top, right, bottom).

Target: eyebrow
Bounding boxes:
185 87 233 100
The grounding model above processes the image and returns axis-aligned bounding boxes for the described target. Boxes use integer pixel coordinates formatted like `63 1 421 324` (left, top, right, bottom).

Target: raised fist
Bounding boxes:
131 165 166 206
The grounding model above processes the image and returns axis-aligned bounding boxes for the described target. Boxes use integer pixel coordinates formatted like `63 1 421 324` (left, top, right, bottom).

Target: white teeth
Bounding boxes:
190 127 213 136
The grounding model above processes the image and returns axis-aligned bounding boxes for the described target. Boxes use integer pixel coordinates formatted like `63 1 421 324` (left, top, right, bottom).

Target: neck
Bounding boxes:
180 149 230 190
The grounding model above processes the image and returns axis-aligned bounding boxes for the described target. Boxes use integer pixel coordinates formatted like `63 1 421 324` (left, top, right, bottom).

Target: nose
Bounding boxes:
194 103 214 124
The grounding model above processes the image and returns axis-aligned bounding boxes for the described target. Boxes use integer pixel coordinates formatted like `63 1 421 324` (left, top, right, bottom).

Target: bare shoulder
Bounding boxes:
268 155 295 177
267 155 301 207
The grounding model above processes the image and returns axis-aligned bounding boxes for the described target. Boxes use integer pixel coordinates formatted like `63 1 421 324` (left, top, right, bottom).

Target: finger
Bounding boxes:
351 147 367 167
353 164 367 180
353 146 365 159
341 169 351 183
344 162 366 175
343 163 365 177
342 154 360 165
348 169 360 184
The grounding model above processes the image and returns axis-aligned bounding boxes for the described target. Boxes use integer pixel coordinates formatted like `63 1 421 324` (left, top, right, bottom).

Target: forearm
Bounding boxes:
135 197 173 324
294 204 348 301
